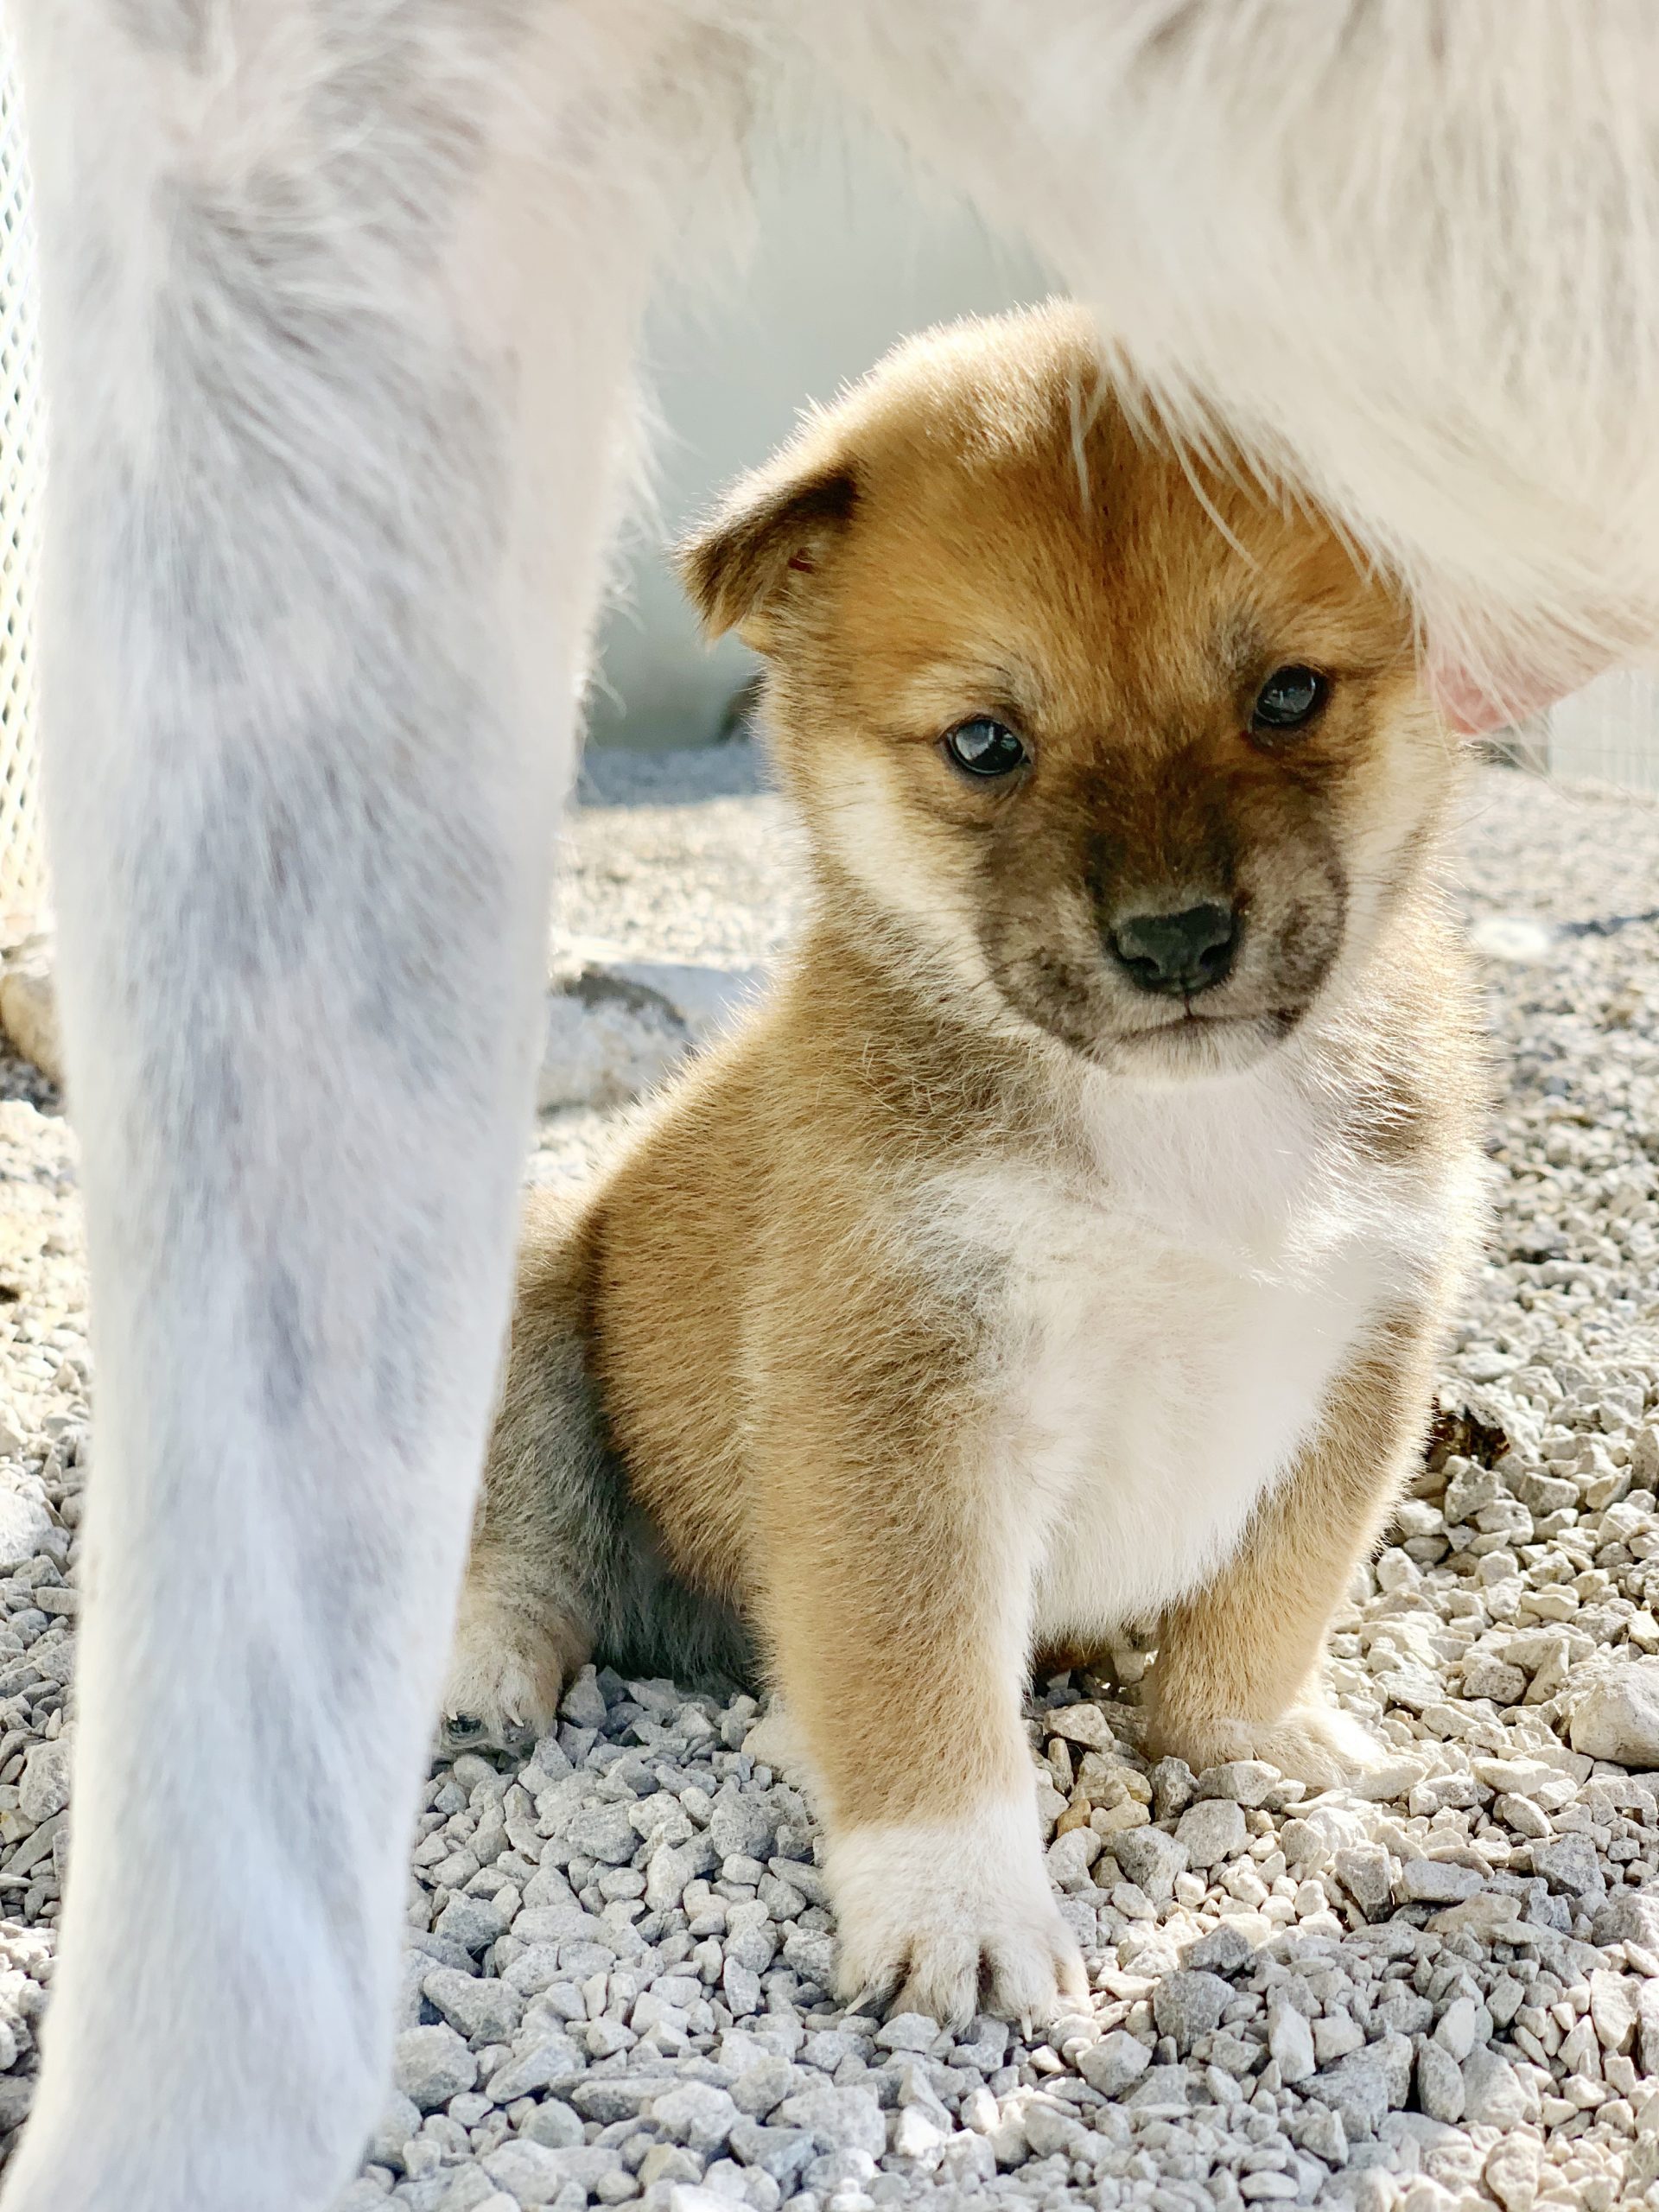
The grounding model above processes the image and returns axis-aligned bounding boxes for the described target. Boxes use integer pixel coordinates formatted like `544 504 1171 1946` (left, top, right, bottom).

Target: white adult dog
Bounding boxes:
7 5 1659 2208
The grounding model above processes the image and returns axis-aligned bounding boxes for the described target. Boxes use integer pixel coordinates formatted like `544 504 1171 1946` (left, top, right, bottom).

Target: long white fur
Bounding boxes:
9 3 1659 2205
807 1 1659 709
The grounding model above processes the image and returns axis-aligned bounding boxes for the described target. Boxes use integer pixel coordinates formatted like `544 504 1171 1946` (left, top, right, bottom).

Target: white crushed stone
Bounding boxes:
0 757 1657 2212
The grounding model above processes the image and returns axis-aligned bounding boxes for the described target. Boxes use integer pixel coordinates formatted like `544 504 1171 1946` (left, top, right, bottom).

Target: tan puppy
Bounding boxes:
444 304 1484 2026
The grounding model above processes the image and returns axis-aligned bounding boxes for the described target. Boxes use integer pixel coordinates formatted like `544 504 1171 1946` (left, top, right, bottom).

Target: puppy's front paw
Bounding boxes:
827 1797 1086 2032
441 1580 572 1760
1148 1698 1386 1792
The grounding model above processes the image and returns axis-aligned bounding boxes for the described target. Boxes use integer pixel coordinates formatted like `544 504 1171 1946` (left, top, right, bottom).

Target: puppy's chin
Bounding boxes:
985 963 1310 1082
1090 1007 1304 1084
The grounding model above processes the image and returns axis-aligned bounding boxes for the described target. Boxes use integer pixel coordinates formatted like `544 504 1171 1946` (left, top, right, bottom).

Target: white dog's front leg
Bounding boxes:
3 7 728 2207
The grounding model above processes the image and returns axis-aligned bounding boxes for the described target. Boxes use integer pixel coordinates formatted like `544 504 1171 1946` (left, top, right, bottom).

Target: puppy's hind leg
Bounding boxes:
443 1197 603 1759
445 1190 760 1753
4 9 735 2209
443 1550 588 1764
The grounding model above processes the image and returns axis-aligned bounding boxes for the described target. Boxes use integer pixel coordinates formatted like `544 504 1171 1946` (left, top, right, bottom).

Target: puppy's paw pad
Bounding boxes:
1247 1705 1391 1792
842 1913 1084 2033
1159 1703 1387 1792
439 1707 537 1761
886 1924 1084 2032
441 1611 560 1760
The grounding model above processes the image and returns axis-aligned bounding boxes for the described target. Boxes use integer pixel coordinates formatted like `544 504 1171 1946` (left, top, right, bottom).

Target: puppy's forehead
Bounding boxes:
831 332 1402 707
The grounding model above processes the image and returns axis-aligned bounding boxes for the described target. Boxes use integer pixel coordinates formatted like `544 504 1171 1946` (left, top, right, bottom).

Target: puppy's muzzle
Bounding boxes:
1106 899 1239 996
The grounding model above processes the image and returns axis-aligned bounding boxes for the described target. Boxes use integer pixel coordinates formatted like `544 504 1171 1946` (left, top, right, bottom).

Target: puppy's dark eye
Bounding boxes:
944 717 1027 779
1250 665 1328 736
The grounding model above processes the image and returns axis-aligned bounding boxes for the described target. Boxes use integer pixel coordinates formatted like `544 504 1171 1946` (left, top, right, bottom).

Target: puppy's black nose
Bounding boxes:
1108 901 1238 995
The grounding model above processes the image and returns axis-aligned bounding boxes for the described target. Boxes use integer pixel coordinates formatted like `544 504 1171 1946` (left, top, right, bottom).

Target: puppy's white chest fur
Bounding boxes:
919 1057 1433 1646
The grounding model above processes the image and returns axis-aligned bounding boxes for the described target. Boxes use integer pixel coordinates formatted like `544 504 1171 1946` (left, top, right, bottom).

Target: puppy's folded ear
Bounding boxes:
677 446 857 652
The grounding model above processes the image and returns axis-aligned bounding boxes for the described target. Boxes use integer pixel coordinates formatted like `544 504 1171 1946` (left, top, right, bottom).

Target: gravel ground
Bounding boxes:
0 757 1657 2212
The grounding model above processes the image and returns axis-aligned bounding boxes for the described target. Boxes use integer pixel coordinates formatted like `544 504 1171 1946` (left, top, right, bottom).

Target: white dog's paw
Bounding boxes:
440 1586 569 1761
827 1797 1087 2032
1152 1699 1388 1793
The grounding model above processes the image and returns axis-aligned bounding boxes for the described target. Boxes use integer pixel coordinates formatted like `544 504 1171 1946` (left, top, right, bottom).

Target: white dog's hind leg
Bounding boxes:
4 5 734 2206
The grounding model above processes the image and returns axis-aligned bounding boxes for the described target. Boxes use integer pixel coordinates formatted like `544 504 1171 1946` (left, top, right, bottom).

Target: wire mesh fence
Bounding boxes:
0 19 44 946
1543 671 1659 796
